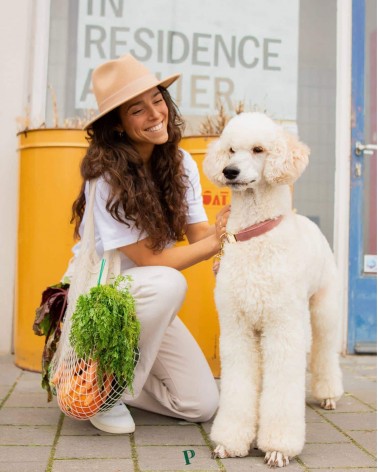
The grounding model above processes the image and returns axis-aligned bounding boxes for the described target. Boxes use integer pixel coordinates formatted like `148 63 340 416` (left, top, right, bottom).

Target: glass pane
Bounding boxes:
363 0 377 271
46 0 337 247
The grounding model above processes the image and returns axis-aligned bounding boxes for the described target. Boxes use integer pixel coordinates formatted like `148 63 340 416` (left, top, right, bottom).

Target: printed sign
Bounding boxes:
75 0 299 121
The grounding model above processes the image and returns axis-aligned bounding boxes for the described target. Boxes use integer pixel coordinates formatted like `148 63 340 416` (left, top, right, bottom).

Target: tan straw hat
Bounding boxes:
85 54 180 129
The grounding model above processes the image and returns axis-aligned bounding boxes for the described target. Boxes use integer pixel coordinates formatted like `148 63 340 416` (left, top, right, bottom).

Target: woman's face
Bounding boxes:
118 87 169 161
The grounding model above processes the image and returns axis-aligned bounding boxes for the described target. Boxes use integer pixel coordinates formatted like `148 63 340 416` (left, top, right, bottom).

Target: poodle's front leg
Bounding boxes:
309 284 344 409
211 324 260 458
257 318 307 466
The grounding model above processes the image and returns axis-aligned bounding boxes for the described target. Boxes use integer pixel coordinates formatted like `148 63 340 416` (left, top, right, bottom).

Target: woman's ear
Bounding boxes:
263 130 310 185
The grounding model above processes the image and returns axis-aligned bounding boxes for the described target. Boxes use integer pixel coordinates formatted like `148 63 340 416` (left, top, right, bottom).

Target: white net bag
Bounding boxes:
49 179 140 419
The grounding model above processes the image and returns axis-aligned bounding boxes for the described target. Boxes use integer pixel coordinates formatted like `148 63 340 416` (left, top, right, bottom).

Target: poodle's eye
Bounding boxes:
229 148 235 154
252 146 264 154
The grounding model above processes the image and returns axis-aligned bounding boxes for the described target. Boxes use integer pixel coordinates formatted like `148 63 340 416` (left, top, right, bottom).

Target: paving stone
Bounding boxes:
343 377 376 392
5 392 58 408
0 461 48 472
0 387 11 404
0 365 21 387
0 445 50 463
223 452 304 471
329 393 375 412
60 416 114 436
300 442 376 468
13 373 43 394
351 390 377 408
347 430 377 455
309 469 376 472
52 458 134 471
305 406 327 423
323 411 377 432
137 445 219 470
305 421 348 443
0 425 55 445
0 356 13 364
0 407 61 426
55 435 131 459
201 420 212 435
134 424 206 446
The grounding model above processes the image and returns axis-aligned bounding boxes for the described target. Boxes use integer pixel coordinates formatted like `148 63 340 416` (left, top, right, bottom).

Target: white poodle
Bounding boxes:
203 112 344 468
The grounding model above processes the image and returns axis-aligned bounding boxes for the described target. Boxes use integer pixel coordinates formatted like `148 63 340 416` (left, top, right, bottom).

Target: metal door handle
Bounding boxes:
355 141 377 156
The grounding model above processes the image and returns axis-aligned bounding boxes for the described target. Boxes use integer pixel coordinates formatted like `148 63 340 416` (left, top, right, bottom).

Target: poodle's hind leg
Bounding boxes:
257 317 307 465
211 327 261 458
309 283 344 409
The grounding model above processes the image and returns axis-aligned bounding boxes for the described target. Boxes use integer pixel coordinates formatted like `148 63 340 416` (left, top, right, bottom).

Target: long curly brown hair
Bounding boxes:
71 87 189 252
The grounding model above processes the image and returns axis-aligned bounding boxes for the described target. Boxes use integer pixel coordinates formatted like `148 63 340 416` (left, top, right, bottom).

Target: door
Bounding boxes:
348 0 377 353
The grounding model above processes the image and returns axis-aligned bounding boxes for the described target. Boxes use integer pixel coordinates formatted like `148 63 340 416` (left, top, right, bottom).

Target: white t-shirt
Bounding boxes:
69 149 207 273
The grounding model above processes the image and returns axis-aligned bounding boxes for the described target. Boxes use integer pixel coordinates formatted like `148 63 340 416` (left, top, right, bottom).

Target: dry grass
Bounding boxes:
198 99 262 136
16 85 96 132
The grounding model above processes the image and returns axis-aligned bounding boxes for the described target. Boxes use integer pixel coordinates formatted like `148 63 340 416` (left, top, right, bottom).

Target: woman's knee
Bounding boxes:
179 380 219 423
155 266 187 294
125 266 187 303
194 382 219 422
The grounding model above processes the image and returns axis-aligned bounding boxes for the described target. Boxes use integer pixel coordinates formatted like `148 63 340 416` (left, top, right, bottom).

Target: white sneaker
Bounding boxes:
89 401 135 434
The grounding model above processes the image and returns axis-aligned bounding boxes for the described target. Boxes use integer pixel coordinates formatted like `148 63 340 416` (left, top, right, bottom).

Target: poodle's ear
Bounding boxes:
263 130 310 185
202 138 226 187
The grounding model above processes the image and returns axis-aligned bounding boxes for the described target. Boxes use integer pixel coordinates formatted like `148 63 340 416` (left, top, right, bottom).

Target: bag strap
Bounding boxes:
80 179 97 248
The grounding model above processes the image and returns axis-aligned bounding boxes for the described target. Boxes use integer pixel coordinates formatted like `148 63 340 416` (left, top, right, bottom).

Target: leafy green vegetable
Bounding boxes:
33 282 69 401
69 275 140 394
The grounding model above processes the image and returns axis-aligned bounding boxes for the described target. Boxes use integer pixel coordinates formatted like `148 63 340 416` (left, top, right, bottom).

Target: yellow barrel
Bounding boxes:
15 129 86 371
179 136 229 377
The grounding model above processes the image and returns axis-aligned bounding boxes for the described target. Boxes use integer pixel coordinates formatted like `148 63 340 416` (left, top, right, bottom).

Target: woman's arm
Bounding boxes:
119 232 220 271
118 204 231 271
185 204 231 243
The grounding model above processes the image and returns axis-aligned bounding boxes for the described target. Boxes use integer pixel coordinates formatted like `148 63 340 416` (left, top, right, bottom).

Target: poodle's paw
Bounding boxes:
264 451 290 468
212 445 231 459
212 444 249 459
321 398 336 410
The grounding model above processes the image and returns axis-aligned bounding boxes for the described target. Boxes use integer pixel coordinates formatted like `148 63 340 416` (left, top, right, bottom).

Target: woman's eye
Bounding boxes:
154 99 163 105
131 109 143 115
252 146 264 153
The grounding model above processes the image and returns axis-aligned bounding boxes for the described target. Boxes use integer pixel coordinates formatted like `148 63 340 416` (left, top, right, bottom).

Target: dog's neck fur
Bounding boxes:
227 183 292 233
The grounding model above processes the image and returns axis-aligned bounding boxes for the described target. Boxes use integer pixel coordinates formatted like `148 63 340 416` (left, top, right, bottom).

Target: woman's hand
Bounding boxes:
215 204 231 240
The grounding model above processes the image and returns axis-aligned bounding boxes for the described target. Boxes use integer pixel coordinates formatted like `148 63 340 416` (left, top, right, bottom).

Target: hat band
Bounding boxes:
98 74 160 113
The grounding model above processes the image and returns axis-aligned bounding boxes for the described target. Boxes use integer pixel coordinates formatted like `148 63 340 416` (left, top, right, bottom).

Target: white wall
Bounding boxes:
0 2 33 353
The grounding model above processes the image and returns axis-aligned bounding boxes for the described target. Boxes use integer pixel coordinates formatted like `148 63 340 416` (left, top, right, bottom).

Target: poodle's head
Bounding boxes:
203 112 310 191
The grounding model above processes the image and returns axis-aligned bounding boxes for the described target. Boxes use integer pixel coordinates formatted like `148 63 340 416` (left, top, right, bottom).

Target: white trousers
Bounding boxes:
121 266 219 422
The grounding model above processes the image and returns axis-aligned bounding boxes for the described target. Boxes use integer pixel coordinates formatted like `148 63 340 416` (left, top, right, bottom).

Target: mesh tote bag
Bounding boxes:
49 179 139 419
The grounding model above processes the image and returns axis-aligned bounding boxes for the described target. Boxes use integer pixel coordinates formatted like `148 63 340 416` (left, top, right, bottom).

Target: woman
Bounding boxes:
67 54 230 434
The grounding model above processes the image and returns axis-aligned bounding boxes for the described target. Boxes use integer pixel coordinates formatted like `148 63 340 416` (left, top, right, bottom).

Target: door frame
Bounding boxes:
347 0 377 353
334 0 353 354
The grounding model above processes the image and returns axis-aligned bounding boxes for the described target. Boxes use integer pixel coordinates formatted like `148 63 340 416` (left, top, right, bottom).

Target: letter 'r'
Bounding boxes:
183 449 196 465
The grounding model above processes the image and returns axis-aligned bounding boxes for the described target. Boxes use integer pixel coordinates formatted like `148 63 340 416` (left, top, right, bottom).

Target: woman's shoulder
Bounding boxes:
179 148 198 172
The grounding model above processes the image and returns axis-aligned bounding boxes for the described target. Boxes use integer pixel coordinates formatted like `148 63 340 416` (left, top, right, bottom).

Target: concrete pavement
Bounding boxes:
0 354 376 471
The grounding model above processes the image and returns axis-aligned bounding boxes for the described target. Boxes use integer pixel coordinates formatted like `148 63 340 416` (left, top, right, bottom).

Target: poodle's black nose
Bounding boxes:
223 166 240 180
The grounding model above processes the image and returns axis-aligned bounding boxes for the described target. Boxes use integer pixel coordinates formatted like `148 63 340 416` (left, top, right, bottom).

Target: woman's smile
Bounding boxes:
118 87 169 161
145 121 164 132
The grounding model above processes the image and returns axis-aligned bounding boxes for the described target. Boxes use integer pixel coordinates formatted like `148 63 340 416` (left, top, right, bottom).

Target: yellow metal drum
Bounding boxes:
15 129 86 371
15 131 227 377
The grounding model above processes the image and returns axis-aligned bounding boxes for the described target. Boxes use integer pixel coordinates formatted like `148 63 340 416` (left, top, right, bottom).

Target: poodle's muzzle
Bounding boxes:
222 165 240 180
222 164 257 190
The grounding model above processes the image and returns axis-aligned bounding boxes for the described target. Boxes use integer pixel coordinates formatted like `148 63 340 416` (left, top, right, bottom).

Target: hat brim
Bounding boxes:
83 73 181 130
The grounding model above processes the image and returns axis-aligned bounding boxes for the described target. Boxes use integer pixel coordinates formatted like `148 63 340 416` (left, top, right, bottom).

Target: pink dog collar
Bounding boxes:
223 215 284 243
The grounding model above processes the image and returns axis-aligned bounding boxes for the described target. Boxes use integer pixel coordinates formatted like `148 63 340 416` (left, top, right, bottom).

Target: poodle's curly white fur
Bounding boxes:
203 112 344 467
